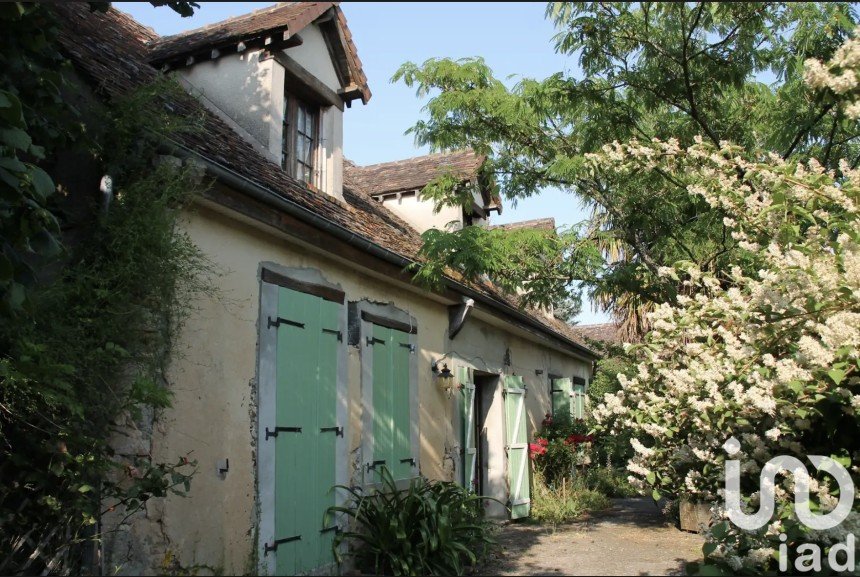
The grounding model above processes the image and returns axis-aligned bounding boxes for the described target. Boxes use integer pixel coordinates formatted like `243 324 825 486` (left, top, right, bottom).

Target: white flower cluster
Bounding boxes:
588 38 860 572
805 27 860 118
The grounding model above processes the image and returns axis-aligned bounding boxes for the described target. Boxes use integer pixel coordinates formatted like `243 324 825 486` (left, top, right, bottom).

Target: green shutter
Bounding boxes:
504 375 531 519
391 329 413 480
459 367 477 492
550 377 572 425
572 377 587 420
372 324 394 478
371 324 414 482
273 287 340 575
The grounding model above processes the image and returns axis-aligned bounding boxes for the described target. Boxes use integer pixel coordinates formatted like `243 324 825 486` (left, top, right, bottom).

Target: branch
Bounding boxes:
680 6 720 146
782 101 835 159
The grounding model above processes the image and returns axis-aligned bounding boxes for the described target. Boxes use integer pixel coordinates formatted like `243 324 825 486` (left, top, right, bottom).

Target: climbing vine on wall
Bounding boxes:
0 4 215 574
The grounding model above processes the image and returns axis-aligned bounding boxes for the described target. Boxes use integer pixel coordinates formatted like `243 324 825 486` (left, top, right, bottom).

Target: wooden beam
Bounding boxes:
271 52 344 111
153 31 302 69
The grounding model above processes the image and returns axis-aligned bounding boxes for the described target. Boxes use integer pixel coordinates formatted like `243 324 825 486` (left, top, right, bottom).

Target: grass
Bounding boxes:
529 471 612 525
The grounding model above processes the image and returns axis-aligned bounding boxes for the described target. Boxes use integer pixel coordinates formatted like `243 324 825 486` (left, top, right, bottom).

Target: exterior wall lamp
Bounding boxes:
431 361 456 397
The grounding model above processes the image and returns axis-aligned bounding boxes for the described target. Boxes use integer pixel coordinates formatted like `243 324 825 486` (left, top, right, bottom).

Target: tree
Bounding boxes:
395 2 859 337
0 1 197 316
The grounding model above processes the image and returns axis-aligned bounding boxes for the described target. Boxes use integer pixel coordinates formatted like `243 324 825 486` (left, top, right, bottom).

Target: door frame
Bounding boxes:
255 263 349 575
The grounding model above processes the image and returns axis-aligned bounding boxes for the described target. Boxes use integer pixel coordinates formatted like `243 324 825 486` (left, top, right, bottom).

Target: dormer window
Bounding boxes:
282 91 319 185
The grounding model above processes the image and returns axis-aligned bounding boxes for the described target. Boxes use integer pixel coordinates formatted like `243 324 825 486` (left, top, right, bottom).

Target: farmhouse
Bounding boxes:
54 3 598 574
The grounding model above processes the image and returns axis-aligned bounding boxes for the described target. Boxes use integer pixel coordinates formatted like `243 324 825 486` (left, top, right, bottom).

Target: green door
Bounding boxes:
504 375 531 519
273 286 340 575
550 377 572 425
459 367 477 492
572 377 587 420
371 324 414 481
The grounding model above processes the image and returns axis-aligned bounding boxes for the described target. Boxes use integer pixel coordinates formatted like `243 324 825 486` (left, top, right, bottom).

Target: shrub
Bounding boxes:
583 466 638 498
530 416 594 487
330 467 497 576
592 34 860 573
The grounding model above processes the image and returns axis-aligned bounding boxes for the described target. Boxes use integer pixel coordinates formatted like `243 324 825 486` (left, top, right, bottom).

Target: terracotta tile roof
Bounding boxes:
146 2 371 103
52 4 595 358
487 217 556 232
345 150 486 196
572 323 622 344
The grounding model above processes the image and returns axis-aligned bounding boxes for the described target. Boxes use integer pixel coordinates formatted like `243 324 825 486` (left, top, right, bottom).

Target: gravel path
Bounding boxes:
478 498 704 576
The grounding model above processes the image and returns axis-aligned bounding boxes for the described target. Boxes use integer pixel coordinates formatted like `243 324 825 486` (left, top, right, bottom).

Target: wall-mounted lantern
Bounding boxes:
432 361 456 397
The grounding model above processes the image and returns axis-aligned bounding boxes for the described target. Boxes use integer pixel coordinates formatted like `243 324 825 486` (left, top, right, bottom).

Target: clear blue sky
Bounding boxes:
114 1 611 324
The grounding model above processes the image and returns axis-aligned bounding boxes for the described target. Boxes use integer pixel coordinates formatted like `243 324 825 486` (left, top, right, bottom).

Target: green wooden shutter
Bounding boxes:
550 377 572 425
371 324 414 481
273 287 340 575
371 324 394 478
504 375 531 519
391 329 413 480
572 377 587 420
459 367 477 492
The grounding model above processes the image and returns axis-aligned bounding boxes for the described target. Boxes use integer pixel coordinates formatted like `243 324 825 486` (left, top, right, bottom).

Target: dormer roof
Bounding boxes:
344 149 502 213
147 2 370 104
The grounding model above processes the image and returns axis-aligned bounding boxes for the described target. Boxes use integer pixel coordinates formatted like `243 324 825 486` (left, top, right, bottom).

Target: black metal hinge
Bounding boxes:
264 534 301 555
322 328 342 341
320 526 341 535
399 342 416 353
400 457 416 466
320 426 343 437
265 426 302 440
268 316 305 330
366 336 385 346
366 459 386 471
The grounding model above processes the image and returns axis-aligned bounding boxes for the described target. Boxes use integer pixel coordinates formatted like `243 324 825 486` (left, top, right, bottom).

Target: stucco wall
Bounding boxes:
181 51 276 156
105 200 591 575
380 193 463 233
286 24 341 92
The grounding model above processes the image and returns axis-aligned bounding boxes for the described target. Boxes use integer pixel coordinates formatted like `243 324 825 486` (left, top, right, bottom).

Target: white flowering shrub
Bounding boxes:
805 27 860 120
588 132 860 571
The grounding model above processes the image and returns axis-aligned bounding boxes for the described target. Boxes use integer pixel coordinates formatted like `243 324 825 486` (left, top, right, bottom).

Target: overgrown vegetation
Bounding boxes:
585 341 635 469
528 415 632 525
0 4 213 573
530 472 610 526
593 35 860 573
330 467 497 576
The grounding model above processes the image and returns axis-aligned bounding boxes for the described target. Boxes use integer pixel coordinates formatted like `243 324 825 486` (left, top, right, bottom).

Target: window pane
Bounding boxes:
297 136 308 167
297 104 308 135
302 135 313 165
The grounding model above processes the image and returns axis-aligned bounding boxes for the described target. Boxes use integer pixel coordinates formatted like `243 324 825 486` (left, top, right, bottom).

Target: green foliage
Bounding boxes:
529 471 611 525
330 467 497 576
585 343 635 467
414 221 601 310
395 2 859 336
532 417 591 487
0 71 213 573
582 466 638 499
0 3 73 315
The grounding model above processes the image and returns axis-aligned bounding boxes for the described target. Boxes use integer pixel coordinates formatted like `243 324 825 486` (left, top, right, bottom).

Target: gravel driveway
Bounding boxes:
478 498 704 576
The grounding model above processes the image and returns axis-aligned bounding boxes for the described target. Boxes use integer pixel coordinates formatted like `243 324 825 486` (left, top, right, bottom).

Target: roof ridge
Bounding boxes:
148 2 304 44
353 149 479 170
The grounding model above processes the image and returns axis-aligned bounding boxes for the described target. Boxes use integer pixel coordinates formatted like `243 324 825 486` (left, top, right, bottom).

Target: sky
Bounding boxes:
114 1 611 324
